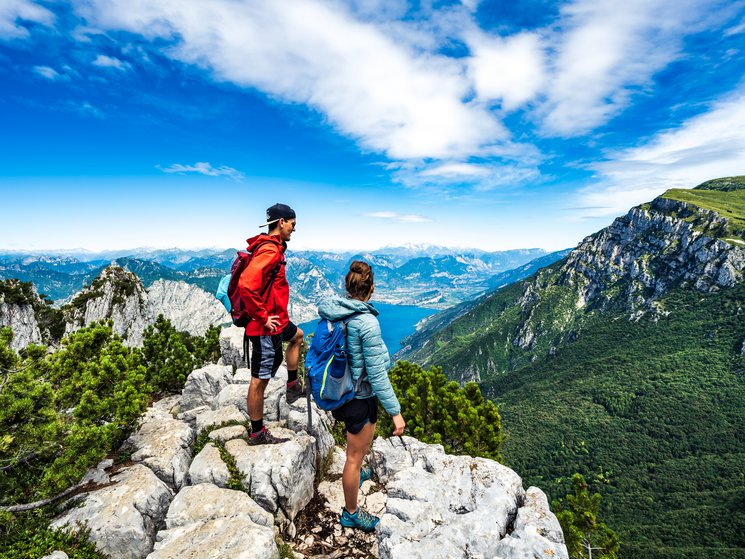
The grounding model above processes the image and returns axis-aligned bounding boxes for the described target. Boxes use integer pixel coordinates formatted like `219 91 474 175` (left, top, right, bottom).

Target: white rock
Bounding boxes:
286 396 335 463
148 517 278 559
215 383 250 415
40 552 69 559
51 464 172 559
125 402 194 490
327 446 347 476
148 279 229 336
209 424 249 443
164 483 273 529
180 364 233 412
63 265 153 347
81 458 114 485
225 428 316 522
233 367 252 383
195 404 247 434
188 443 230 487
220 325 247 369
371 437 567 559
0 299 42 350
149 485 276 559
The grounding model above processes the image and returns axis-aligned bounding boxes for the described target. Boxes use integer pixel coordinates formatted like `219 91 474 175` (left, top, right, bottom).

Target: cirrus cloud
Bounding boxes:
159 162 245 181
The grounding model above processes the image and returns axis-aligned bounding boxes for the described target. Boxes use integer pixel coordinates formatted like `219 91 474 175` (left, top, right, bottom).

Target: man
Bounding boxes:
238 203 305 445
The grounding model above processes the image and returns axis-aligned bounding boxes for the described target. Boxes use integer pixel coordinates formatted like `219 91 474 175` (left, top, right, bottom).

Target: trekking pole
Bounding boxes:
305 371 312 433
398 435 407 450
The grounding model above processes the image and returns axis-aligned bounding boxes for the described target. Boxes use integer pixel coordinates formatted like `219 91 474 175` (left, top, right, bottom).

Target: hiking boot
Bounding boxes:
340 507 379 532
248 427 289 445
285 380 304 405
359 465 373 487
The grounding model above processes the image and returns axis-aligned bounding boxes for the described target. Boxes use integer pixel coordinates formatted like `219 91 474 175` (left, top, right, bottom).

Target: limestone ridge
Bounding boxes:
397 178 745 380
0 279 43 351
50 329 568 559
63 264 229 347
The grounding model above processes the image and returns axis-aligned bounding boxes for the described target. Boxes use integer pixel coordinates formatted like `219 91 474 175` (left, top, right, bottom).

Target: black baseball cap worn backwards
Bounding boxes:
260 203 296 227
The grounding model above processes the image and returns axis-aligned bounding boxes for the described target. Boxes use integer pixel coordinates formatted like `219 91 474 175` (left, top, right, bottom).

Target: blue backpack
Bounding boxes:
305 315 360 412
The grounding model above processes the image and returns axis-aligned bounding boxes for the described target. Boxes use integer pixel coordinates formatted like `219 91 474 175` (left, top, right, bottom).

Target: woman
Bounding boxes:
317 260 406 531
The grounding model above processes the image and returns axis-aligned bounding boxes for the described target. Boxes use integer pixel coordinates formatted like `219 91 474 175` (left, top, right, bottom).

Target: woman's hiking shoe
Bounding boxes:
359 465 373 487
285 380 304 405
248 427 288 445
340 507 379 532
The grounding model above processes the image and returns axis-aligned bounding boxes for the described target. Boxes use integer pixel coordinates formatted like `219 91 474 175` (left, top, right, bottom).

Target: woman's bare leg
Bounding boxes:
342 421 376 512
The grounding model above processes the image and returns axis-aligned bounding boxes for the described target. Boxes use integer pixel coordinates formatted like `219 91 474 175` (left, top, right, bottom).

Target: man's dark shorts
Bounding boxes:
332 396 379 435
248 322 298 380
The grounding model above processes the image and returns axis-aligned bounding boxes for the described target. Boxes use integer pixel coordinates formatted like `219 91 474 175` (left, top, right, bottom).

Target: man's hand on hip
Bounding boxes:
265 315 280 332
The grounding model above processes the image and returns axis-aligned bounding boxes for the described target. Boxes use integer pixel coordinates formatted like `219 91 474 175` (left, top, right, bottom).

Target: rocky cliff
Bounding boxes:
49 332 568 559
63 265 154 346
398 178 745 380
0 279 43 351
62 266 230 347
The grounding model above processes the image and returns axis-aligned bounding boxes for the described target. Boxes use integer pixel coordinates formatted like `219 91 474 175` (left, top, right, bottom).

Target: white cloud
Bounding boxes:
467 32 546 110
73 0 507 161
0 0 54 40
576 88 745 216
33 65 59 80
92 54 129 70
541 0 719 136
421 162 492 178
160 162 245 181
365 211 433 223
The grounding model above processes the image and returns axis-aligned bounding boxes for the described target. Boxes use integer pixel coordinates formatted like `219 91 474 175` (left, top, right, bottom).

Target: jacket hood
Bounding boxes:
246 233 285 252
318 295 379 321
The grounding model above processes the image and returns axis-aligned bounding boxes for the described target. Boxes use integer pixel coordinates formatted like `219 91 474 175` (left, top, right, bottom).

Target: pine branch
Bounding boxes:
0 480 104 513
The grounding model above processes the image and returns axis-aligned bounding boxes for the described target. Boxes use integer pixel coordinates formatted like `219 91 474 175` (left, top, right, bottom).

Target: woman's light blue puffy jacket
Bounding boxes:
317 295 401 417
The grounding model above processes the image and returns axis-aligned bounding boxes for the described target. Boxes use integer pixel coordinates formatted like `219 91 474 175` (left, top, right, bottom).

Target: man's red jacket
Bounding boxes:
237 233 289 336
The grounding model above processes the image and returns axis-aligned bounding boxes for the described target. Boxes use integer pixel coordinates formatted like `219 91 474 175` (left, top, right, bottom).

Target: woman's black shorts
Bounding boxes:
332 396 378 435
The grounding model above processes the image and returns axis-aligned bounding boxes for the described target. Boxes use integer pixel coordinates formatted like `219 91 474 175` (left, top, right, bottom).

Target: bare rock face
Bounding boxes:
62 266 229 347
188 442 230 487
370 437 568 559
51 464 173 559
0 279 44 350
148 279 229 336
179 364 234 414
148 484 277 559
0 300 42 350
219 325 247 368
225 428 316 524
123 396 194 491
64 265 153 346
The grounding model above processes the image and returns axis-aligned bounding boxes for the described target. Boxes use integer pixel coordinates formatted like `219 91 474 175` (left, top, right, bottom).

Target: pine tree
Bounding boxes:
554 473 620 559
378 361 504 461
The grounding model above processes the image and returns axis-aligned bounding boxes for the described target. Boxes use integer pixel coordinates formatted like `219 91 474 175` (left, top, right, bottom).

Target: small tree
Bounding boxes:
553 473 620 559
378 361 504 461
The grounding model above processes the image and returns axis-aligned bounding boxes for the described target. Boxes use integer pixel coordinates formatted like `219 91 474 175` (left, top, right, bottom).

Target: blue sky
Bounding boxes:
1 0 744 252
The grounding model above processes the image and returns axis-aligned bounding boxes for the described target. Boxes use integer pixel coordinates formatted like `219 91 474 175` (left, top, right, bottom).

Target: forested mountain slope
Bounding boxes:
398 176 745 558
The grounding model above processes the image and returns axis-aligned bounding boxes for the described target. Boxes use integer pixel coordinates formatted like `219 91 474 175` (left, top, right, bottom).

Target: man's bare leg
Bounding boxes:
247 377 269 424
285 328 304 372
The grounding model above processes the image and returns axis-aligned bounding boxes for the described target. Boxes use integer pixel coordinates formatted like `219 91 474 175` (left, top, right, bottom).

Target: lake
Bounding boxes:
298 302 439 354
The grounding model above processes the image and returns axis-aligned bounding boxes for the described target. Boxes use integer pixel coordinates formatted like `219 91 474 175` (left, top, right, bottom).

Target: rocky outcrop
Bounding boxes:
63 266 229 347
559 197 745 314
148 279 229 335
148 484 276 559
371 437 567 559
51 344 566 559
51 464 173 559
0 300 42 351
122 396 194 491
64 265 153 346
